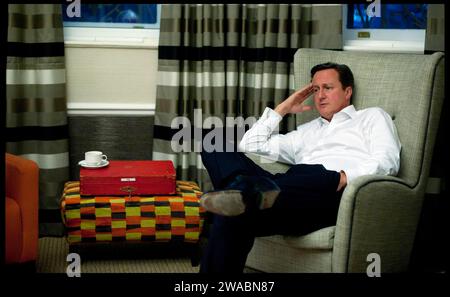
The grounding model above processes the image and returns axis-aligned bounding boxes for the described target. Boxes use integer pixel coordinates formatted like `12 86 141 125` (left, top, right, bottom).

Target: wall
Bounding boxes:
65 44 158 107
64 43 158 179
68 115 154 180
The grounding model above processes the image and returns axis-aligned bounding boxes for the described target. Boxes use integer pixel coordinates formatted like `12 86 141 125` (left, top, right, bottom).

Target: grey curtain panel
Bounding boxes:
152 4 342 191
6 4 69 236
425 4 445 52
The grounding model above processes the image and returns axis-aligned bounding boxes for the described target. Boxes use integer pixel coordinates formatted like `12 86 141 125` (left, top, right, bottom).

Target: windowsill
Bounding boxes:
64 39 159 49
67 103 155 116
63 27 159 49
343 40 425 54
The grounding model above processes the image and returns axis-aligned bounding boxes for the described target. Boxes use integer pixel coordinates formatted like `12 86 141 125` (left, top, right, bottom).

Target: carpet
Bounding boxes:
36 237 200 273
36 237 260 273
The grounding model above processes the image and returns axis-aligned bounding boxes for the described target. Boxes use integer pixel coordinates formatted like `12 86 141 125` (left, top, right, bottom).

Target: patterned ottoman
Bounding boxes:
60 180 206 245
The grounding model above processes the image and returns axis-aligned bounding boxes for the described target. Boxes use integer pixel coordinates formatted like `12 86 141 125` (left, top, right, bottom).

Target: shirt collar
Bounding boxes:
318 105 357 125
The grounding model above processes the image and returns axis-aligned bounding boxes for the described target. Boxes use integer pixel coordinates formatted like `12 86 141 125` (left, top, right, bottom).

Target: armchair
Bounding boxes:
5 153 39 265
245 48 445 273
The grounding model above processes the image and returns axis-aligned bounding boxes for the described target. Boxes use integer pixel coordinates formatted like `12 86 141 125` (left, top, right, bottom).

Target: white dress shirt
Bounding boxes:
239 105 402 183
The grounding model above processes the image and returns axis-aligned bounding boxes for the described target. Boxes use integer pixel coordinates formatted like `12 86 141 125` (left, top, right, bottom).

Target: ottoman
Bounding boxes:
60 180 206 264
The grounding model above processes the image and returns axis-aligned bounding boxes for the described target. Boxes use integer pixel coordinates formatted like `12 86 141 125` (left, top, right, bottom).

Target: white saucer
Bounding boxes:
78 160 109 168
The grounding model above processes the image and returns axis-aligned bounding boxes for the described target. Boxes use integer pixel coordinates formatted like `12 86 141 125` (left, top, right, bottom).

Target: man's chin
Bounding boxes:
318 109 331 119
319 114 332 121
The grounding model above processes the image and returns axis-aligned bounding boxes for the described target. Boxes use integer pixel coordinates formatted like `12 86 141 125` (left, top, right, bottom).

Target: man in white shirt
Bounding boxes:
199 62 401 273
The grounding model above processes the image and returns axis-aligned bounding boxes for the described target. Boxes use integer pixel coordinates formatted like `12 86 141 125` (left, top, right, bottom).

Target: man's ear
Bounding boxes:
345 86 353 101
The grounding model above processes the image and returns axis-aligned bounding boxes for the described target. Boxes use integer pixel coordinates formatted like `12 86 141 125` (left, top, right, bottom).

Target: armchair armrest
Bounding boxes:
332 175 421 272
244 153 290 174
6 153 39 211
5 153 39 262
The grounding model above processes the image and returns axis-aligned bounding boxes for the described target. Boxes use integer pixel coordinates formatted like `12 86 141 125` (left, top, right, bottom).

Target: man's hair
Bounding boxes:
310 62 354 95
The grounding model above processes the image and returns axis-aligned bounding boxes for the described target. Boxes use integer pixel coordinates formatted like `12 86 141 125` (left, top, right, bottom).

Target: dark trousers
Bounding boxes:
199 151 343 273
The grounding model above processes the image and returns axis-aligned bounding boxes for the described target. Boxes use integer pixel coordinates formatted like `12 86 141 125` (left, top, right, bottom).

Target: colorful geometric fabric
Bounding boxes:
60 180 205 244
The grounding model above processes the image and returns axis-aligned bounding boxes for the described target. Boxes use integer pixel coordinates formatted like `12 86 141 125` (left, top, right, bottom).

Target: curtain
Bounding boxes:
425 4 445 52
6 4 70 236
152 4 342 191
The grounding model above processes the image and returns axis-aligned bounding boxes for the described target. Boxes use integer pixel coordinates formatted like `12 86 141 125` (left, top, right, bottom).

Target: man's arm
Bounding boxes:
274 83 314 117
239 84 315 164
238 108 296 164
344 108 402 183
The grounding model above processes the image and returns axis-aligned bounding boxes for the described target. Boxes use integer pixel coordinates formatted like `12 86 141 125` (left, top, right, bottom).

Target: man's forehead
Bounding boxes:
312 69 340 84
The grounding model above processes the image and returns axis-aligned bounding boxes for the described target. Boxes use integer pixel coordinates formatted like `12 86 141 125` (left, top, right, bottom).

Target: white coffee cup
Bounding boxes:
85 151 107 165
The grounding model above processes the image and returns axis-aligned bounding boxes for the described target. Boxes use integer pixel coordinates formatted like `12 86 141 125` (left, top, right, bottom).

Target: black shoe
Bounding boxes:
199 175 280 216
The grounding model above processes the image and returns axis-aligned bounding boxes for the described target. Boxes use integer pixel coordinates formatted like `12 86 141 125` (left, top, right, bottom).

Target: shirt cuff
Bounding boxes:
258 107 283 131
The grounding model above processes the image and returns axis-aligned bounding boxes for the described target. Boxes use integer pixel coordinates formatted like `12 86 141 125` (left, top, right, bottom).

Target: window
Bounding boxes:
62 4 160 29
347 4 427 29
62 4 161 48
343 3 428 54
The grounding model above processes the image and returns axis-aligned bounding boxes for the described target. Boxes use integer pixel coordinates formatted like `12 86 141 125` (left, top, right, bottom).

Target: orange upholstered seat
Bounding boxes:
5 153 39 264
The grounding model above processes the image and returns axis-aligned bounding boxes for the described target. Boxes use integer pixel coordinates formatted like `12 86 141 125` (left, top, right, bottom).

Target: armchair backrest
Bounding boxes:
293 48 445 189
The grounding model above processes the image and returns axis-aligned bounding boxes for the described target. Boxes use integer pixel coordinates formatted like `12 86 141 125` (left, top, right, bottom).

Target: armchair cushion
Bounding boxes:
264 225 336 250
284 226 335 249
244 153 290 174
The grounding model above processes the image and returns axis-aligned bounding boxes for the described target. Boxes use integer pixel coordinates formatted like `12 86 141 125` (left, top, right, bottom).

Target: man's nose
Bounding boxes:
318 88 326 99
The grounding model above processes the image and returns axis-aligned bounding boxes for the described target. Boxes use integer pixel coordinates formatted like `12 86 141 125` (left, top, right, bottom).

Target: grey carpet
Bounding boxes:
36 237 260 273
37 237 200 273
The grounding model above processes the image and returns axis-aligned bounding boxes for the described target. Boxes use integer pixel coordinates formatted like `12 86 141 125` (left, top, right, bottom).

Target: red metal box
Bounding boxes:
80 160 176 196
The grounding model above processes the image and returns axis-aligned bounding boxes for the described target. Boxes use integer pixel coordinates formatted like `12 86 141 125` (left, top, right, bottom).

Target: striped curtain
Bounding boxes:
425 4 445 52
153 4 342 191
6 4 69 236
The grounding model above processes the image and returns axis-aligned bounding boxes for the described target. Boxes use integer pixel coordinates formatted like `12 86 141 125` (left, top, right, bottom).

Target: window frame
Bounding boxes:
342 4 427 54
63 4 161 49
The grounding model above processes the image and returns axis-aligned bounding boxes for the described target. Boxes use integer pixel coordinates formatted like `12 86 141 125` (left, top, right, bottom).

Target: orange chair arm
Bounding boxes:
5 153 39 262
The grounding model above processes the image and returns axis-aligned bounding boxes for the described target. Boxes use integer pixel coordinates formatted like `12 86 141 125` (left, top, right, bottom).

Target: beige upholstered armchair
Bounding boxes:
245 48 445 273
